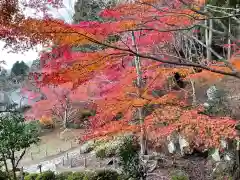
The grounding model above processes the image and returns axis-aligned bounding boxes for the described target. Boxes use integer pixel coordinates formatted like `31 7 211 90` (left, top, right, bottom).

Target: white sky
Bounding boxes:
0 0 77 69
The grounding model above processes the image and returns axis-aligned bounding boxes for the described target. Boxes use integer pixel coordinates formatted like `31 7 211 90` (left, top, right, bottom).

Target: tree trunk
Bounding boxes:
235 6 240 59
228 17 231 60
190 79 196 106
11 159 17 180
204 11 209 60
208 18 213 60
2 155 10 180
63 108 68 129
131 31 147 156
204 8 212 61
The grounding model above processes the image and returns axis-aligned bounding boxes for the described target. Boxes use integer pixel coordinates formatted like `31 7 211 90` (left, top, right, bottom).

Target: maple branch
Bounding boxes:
66 31 240 79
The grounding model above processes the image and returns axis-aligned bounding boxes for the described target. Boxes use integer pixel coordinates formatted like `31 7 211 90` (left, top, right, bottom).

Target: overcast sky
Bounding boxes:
0 0 77 69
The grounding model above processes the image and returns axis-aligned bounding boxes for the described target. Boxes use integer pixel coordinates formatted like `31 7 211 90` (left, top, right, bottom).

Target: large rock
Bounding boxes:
80 140 95 153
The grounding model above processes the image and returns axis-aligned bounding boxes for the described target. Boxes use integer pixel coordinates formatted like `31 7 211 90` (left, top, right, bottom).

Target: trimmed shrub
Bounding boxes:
23 170 122 180
24 173 39 180
83 170 120 180
36 171 55 180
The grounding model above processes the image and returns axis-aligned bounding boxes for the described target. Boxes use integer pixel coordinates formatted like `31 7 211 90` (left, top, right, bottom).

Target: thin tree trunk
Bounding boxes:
11 151 17 180
207 18 213 60
228 17 231 60
235 5 240 57
63 108 68 129
131 31 147 156
190 79 196 106
204 9 209 60
2 155 10 180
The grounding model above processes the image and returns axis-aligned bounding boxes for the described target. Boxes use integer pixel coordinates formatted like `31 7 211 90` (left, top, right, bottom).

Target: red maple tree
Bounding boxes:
0 0 239 153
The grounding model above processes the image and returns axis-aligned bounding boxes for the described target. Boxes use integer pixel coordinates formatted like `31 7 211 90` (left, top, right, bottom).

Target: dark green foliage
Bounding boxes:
93 170 119 180
203 87 231 116
0 169 7 180
118 136 142 180
113 112 123 121
11 61 29 77
73 0 105 23
207 0 240 8
55 172 73 180
0 112 40 180
36 171 55 180
67 172 86 180
171 175 189 180
170 170 189 180
23 170 122 180
95 147 106 159
24 173 38 180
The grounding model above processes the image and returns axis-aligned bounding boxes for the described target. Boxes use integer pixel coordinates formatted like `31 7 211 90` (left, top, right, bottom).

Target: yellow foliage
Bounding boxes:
132 98 149 107
39 116 53 125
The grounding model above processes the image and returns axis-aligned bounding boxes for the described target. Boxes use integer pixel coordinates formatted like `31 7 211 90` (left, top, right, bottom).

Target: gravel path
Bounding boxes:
22 147 117 173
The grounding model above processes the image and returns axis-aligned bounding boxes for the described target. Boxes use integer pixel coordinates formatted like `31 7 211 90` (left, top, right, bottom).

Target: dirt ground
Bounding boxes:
18 127 85 167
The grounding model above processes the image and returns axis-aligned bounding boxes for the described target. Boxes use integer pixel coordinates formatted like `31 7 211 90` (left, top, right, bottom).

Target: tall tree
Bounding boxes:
0 112 40 180
11 61 29 77
0 1 240 175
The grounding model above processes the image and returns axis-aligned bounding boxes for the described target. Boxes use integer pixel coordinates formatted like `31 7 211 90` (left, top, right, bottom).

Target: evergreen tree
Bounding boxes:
11 61 29 77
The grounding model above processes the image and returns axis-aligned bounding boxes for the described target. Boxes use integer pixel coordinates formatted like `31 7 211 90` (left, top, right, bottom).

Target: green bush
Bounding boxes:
23 170 122 180
24 173 38 180
36 171 55 180
170 170 189 180
94 170 119 180
67 172 85 180
82 170 120 180
95 140 121 159
171 175 189 180
118 135 142 180
82 172 96 180
0 170 8 180
68 123 81 129
56 172 73 180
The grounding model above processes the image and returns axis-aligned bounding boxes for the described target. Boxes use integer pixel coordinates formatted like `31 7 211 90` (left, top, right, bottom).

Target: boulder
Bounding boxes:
80 140 95 154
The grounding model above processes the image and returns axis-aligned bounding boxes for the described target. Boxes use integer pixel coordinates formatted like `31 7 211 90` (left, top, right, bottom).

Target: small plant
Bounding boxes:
170 170 189 180
36 171 55 180
0 170 8 180
67 172 85 180
95 140 121 158
118 135 142 180
24 173 38 180
171 175 189 180
203 86 231 116
94 170 119 180
55 172 73 180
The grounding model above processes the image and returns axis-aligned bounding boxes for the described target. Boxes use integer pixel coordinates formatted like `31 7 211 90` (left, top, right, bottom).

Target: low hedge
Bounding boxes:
24 173 39 180
36 171 55 180
55 172 73 180
23 170 121 180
